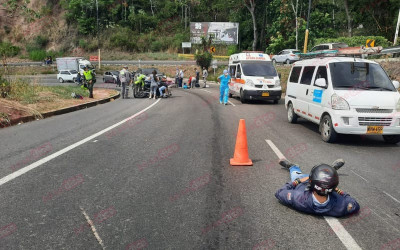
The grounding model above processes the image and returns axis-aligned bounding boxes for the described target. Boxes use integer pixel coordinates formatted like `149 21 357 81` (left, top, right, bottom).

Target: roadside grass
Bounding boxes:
275 65 291 93
7 78 88 104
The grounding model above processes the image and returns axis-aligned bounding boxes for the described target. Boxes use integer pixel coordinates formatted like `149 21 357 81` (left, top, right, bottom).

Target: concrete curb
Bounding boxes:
1 92 120 128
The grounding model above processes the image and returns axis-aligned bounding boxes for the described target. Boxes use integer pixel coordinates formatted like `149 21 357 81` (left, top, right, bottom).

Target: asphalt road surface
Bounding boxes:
1 83 399 250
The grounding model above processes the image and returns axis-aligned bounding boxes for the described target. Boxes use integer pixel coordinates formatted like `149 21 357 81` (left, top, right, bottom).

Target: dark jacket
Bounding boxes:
275 182 360 217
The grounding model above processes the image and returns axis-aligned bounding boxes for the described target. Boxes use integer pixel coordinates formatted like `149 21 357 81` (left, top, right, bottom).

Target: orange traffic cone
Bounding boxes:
230 119 253 166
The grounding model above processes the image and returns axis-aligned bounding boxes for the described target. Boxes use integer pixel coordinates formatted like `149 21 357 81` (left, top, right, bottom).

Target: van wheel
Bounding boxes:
240 89 246 103
59 78 64 83
382 135 400 144
320 115 338 143
287 103 298 123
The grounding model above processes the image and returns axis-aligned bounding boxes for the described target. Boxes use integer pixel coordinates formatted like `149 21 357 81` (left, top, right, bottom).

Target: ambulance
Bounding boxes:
228 52 281 103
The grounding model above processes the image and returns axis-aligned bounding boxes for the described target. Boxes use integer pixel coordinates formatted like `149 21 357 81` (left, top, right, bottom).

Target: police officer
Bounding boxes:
82 66 95 98
275 159 360 217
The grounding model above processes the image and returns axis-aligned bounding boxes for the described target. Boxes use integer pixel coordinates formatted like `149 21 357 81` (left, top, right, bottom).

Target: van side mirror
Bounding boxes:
315 78 327 88
393 80 399 89
236 72 241 79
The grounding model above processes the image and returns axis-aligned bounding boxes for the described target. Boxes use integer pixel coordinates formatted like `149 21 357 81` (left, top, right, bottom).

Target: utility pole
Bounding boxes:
96 0 101 69
303 0 312 53
394 8 400 46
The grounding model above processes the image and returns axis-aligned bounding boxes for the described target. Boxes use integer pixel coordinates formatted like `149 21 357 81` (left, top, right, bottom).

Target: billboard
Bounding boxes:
190 22 239 45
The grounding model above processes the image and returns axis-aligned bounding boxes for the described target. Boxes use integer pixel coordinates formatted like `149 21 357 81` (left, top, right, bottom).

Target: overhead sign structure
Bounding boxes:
182 42 192 48
366 39 375 48
190 22 239 45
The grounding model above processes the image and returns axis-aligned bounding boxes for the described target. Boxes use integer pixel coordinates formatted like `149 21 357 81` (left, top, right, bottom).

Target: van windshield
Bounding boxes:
330 62 396 91
242 61 277 77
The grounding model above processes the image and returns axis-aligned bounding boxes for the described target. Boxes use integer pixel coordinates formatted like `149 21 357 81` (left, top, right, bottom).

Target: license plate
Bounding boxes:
262 92 269 97
367 126 383 134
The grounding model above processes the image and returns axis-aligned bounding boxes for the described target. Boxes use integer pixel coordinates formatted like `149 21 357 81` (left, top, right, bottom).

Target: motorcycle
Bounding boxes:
133 77 171 98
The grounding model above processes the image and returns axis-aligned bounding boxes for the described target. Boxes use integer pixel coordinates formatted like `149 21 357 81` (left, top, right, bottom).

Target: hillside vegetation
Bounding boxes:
0 0 399 61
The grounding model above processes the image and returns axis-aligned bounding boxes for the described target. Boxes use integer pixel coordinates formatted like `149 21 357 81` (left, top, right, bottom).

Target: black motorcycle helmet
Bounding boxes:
309 164 339 196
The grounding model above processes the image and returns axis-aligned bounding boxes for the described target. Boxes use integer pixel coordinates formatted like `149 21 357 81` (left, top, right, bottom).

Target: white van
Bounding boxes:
228 52 281 103
285 57 400 143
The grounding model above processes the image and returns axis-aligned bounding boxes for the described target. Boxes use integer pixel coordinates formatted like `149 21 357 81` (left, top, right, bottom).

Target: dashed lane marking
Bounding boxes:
0 99 161 187
265 139 362 250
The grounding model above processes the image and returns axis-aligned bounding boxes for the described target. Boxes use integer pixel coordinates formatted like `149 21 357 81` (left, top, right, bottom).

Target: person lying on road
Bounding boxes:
275 159 360 217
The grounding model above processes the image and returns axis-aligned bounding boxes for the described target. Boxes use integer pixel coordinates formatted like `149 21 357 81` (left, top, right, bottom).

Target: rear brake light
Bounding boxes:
290 54 295 56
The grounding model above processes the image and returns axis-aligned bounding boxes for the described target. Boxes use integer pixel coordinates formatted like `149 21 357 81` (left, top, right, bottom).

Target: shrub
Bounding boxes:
227 45 238 56
34 35 49 48
28 49 47 61
0 42 21 57
195 52 213 70
109 27 136 51
150 41 163 52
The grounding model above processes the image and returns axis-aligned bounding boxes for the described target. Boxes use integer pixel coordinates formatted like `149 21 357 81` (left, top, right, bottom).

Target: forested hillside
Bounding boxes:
1 0 399 60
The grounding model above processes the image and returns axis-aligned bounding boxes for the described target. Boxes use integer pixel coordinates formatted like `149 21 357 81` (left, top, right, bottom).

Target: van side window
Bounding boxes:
236 65 242 78
314 66 328 88
289 66 302 83
230 65 236 78
300 66 316 85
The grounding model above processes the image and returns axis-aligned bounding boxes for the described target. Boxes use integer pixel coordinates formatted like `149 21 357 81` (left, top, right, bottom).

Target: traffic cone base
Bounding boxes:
230 158 253 166
230 119 253 166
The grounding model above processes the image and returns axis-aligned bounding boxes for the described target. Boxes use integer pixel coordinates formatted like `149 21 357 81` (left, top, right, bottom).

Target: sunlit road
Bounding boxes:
0 83 399 249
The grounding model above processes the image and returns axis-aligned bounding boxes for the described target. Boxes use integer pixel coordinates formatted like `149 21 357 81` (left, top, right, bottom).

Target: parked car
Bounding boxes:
57 70 78 83
103 71 119 84
309 43 348 53
272 49 301 64
285 57 400 143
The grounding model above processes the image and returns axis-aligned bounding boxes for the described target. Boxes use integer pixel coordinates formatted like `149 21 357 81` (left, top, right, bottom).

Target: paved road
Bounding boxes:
0 83 399 249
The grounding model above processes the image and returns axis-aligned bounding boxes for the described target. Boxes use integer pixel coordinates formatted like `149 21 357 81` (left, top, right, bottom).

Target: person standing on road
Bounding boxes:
119 66 132 99
179 69 184 88
275 159 360 217
195 68 200 87
82 66 96 98
175 67 179 87
202 67 208 88
149 70 158 99
218 69 231 105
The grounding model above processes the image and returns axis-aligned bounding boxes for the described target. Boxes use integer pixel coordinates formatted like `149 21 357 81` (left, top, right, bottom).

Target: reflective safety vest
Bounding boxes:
83 70 93 80
135 74 146 85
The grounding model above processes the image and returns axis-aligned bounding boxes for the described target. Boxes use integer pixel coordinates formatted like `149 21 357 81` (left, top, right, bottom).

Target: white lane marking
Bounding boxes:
265 139 362 250
201 89 212 93
265 139 285 160
324 217 362 250
350 170 369 183
0 99 161 187
93 140 98 142
227 100 236 107
382 191 400 204
80 207 106 250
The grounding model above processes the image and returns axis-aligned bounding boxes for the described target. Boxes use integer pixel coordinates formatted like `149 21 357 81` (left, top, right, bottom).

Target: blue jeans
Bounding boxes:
220 85 229 104
150 85 157 95
159 86 166 96
289 166 309 182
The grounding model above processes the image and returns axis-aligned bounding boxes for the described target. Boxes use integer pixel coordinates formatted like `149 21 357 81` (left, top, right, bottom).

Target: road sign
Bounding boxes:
89 56 99 61
182 42 191 48
210 47 216 53
366 39 375 48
